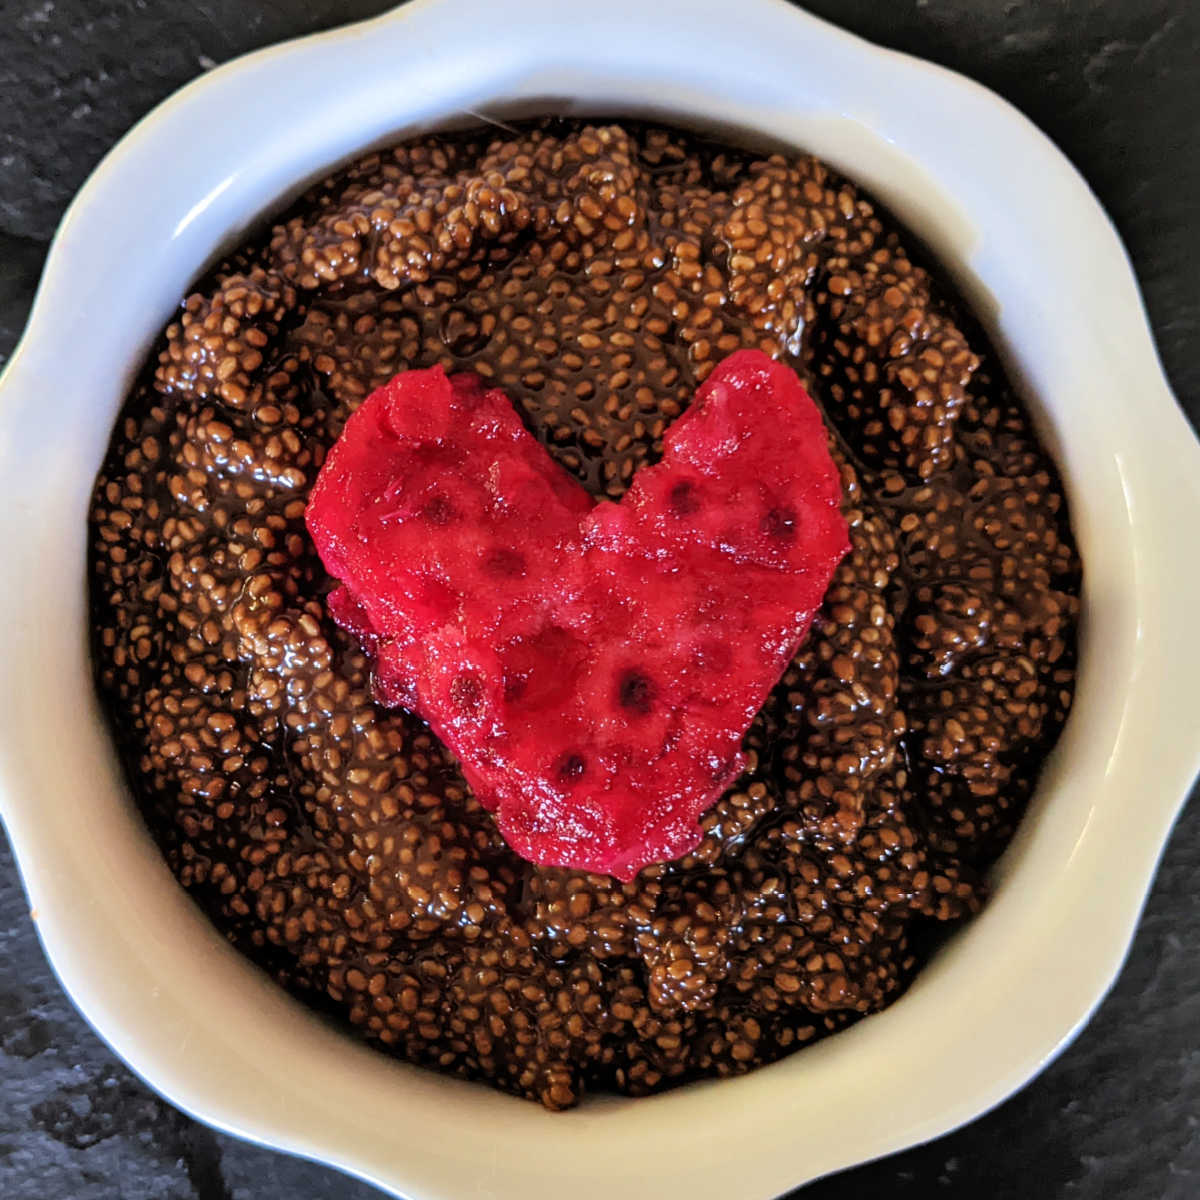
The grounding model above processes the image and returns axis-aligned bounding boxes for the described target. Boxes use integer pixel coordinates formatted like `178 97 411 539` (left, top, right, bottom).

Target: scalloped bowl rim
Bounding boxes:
1 1 1198 1197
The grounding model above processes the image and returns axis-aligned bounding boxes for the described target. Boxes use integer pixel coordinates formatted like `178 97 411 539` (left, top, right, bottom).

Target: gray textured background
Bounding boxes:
1 2 1197 1197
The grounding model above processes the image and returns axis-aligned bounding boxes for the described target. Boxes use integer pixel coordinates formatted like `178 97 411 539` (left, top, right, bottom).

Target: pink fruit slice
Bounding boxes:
306 350 849 879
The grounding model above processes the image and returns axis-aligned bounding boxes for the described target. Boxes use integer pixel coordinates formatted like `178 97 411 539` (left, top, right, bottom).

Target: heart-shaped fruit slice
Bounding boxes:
306 350 849 879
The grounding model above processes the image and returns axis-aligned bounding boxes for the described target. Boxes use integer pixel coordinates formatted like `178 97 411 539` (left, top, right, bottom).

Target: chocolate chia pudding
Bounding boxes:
89 119 1080 1109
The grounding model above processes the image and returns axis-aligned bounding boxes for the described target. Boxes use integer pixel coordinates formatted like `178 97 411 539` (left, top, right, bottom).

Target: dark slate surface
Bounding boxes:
0 1 1196 1196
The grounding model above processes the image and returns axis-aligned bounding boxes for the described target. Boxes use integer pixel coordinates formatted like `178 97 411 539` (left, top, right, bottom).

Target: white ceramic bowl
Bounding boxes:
1 0 1198 1195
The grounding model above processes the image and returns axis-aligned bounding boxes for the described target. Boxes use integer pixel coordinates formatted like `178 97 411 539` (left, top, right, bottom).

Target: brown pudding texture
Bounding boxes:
89 120 1080 1109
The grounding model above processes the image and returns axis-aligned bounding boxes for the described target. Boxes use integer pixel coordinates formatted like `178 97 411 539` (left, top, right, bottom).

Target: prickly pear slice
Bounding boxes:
306 351 848 879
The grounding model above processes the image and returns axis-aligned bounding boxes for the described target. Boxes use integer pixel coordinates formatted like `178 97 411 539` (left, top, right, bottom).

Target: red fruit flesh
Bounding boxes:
306 351 849 879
